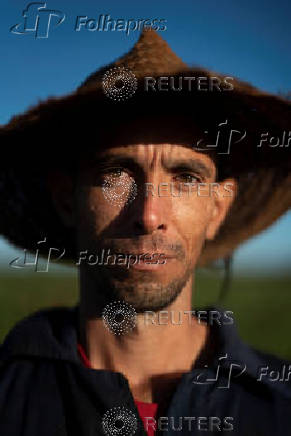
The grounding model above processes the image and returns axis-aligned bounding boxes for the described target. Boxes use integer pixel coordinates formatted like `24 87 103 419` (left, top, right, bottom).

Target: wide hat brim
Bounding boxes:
0 29 290 267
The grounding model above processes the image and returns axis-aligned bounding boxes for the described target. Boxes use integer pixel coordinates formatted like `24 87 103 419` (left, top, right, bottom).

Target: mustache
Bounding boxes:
97 236 185 260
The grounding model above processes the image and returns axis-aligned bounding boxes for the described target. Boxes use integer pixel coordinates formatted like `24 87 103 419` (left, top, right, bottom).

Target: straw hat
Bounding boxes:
0 29 290 266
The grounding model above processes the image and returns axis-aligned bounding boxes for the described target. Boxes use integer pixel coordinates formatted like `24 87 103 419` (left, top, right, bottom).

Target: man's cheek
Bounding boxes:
184 227 209 263
88 194 121 231
176 199 212 231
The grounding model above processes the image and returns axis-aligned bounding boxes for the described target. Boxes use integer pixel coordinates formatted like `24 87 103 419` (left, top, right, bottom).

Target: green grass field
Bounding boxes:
0 268 290 360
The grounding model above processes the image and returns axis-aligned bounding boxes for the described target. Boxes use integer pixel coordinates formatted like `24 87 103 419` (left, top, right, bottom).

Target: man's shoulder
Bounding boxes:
228 342 291 402
0 305 78 364
203 307 291 401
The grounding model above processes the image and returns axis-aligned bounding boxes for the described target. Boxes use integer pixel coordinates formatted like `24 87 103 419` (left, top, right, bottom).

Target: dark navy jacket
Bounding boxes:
0 305 290 436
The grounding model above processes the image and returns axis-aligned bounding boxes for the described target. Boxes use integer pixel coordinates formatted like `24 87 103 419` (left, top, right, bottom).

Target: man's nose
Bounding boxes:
134 182 168 234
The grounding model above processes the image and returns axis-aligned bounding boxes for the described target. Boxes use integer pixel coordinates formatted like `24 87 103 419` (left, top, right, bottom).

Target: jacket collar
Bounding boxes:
1 304 290 398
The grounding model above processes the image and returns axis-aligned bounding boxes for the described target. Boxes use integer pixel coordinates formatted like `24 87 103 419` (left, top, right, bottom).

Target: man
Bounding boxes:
0 30 290 436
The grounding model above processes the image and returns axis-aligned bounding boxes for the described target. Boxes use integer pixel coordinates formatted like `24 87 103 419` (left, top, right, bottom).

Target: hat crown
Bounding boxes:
79 29 188 89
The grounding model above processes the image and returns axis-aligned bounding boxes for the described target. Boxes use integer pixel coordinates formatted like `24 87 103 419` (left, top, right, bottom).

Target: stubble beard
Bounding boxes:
86 263 194 313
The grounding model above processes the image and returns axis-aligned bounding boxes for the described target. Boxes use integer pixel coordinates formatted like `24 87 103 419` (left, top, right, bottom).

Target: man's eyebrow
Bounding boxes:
90 155 213 178
91 155 141 171
163 159 213 178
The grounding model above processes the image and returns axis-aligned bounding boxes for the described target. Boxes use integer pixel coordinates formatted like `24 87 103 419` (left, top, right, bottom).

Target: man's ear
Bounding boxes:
46 170 76 228
205 178 237 241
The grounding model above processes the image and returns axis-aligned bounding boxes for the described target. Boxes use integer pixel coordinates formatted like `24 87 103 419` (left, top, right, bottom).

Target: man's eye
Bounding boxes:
104 168 124 178
174 173 201 183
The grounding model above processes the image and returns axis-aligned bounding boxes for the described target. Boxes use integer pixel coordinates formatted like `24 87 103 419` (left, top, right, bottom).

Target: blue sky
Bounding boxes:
0 0 290 273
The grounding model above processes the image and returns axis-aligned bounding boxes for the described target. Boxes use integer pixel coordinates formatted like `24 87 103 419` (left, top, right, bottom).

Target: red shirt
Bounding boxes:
77 343 158 436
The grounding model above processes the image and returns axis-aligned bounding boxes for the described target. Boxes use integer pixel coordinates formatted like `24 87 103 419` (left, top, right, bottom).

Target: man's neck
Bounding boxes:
78 272 209 403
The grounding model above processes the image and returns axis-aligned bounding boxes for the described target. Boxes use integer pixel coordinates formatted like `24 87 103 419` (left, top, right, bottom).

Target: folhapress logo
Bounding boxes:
10 2 65 38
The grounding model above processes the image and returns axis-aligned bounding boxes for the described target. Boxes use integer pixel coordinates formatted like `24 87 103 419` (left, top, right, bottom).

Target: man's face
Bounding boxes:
67 143 235 312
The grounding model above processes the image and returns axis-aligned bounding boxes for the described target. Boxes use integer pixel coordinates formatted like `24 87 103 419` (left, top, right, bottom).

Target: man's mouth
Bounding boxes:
102 249 177 270
125 252 176 258
130 255 176 270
